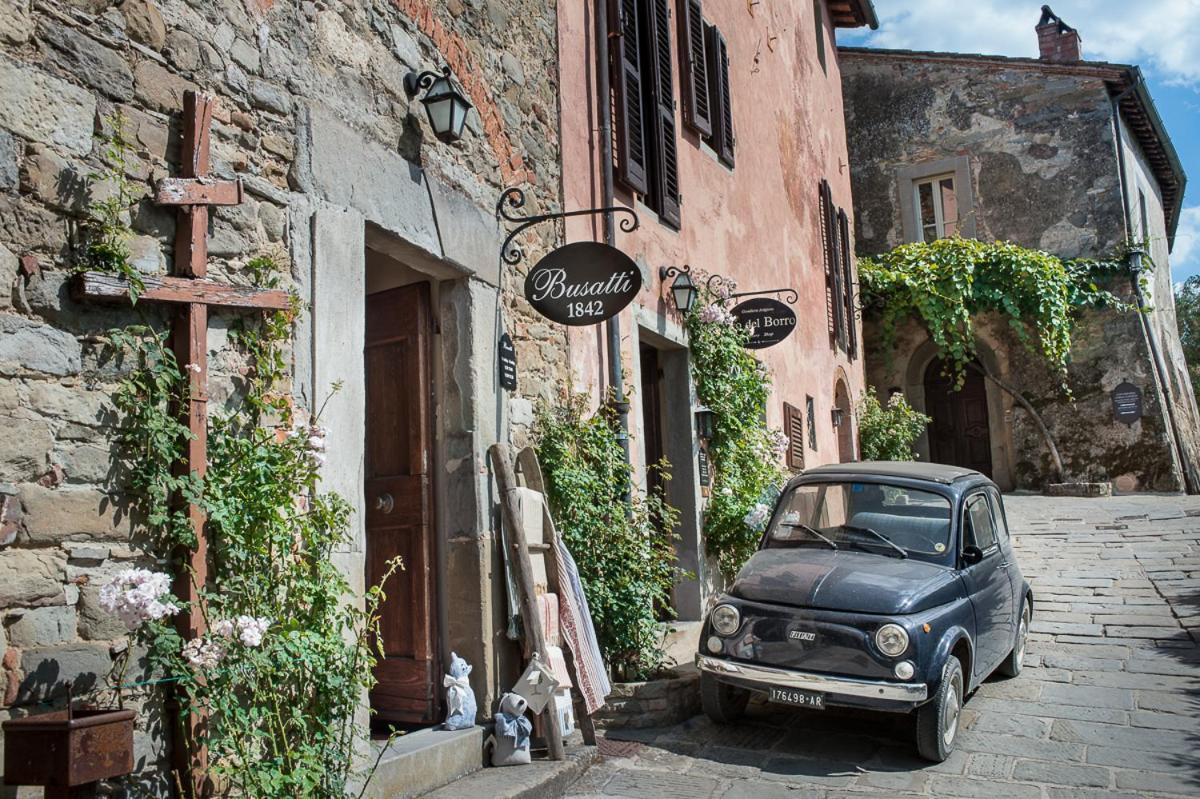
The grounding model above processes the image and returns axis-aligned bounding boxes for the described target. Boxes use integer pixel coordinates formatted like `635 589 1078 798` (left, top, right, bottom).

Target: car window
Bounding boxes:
986 488 1009 543
964 494 997 551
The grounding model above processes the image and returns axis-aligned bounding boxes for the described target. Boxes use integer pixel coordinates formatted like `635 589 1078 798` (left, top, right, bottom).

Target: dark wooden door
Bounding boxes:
639 344 665 498
365 283 437 724
925 357 993 477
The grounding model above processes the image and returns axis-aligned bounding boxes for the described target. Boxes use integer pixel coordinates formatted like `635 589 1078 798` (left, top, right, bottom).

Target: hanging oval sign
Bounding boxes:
731 297 797 349
524 242 642 326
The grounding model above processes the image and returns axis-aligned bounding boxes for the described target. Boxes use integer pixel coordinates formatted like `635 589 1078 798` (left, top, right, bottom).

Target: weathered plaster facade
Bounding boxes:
841 46 1200 492
0 0 564 789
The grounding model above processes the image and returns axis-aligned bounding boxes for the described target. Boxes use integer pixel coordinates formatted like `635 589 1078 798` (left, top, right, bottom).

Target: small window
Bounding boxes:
1138 188 1149 243
914 173 959 242
806 395 817 451
986 488 1009 542
813 0 827 74
964 494 997 550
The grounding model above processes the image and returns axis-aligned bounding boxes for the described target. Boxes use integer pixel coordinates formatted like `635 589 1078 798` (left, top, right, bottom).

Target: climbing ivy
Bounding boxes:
858 238 1135 385
81 111 145 300
856 389 930 462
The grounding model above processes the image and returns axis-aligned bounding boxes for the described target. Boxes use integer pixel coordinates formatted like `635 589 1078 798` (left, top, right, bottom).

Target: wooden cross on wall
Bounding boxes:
72 90 289 791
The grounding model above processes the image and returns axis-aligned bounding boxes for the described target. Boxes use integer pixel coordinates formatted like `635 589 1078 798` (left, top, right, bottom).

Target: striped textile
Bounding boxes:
553 538 611 713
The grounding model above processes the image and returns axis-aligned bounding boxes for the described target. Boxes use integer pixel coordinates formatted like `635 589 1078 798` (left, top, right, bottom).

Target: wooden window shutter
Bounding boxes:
705 25 734 168
611 0 649 195
820 179 846 350
647 0 681 228
784 402 805 471
838 208 858 359
677 0 712 137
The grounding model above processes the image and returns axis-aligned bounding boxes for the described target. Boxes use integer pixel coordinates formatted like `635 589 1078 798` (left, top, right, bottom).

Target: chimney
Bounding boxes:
1037 5 1082 62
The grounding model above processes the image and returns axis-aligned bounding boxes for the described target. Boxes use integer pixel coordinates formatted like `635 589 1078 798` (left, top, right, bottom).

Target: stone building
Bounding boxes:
558 0 877 618
840 7 1200 493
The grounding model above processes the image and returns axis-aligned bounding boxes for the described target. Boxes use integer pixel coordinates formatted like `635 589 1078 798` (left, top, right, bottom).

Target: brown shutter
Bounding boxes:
784 402 806 471
820 179 846 349
838 208 858 359
705 24 734 168
647 0 681 228
611 0 649 195
677 0 712 137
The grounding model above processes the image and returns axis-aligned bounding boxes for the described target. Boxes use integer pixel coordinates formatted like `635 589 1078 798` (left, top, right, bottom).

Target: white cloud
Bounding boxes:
845 1 1200 85
1172 206 1200 280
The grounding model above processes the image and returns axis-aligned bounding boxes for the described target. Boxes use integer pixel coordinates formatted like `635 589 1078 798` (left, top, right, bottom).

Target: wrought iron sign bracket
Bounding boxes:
496 187 639 265
727 287 799 305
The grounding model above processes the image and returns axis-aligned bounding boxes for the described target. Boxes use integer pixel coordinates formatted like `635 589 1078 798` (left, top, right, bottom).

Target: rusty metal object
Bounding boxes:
2 707 135 787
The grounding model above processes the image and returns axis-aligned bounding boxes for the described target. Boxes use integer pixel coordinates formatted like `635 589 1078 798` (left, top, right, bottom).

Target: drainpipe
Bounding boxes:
596 0 633 497
1109 85 1197 493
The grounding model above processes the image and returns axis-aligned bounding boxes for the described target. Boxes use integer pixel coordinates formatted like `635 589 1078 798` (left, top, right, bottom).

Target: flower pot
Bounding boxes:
2 707 136 788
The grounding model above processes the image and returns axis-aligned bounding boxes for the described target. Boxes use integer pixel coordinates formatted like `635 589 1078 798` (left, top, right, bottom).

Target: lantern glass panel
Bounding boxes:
671 273 697 314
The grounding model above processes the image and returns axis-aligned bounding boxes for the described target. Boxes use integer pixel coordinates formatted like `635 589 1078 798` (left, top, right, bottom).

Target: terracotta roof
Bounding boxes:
829 0 878 29
838 47 1187 249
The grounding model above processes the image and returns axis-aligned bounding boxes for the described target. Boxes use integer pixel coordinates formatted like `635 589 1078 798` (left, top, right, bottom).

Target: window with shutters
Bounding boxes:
806 396 818 452
784 402 806 470
611 0 681 229
837 208 857 360
703 22 735 168
813 0 827 74
677 0 712 137
819 179 848 353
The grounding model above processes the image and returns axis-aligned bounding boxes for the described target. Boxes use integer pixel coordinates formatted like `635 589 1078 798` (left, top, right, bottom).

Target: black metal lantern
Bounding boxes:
404 66 472 143
659 266 697 315
695 406 716 440
831 407 845 427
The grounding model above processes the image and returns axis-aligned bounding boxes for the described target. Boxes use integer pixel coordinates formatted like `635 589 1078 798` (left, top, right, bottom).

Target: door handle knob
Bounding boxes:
375 493 394 514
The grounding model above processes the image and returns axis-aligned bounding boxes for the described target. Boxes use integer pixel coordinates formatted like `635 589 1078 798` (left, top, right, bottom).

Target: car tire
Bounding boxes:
915 655 964 763
700 673 749 724
998 596 1031 678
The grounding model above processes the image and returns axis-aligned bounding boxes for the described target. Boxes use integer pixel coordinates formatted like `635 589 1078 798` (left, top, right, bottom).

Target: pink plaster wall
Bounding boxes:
556 0 865 468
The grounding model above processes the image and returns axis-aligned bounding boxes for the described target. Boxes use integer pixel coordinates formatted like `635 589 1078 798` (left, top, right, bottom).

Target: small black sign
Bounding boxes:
730 297 797 349
1111 381 1143 425
698 444 712 487
498 333 517 392
524 242 642 326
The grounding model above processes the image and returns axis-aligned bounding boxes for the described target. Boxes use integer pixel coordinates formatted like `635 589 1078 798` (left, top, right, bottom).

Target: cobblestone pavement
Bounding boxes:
565 494 1200 799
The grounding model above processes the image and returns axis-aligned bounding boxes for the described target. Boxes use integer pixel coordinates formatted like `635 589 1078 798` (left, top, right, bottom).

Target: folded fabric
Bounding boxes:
537 592 561 645
554 537 611 714
545 644 573 688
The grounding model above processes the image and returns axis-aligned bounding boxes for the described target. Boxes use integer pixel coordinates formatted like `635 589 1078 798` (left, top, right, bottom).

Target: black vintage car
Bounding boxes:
696 461 1031 761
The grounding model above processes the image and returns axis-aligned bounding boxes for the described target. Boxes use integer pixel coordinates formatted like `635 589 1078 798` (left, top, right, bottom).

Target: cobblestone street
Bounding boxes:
567 494 1200 799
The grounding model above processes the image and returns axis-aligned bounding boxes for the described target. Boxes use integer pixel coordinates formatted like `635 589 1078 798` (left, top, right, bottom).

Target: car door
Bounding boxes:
960 492 1014 678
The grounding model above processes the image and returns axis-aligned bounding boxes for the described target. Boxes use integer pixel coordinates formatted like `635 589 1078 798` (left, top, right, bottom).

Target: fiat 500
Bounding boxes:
696 461 1031 761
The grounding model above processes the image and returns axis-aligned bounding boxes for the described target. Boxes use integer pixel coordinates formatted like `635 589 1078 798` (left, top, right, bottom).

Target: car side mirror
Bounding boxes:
961 545 984 566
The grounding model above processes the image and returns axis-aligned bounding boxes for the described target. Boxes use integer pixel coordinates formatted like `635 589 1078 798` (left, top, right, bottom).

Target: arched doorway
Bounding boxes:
834 377 855 463
924 358 993 477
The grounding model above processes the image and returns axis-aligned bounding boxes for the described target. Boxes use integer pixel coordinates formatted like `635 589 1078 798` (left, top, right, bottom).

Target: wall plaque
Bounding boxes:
523 242 642 326
730 297 797 349
698 444 712 487
1111 381 1143 425
498 332 517 391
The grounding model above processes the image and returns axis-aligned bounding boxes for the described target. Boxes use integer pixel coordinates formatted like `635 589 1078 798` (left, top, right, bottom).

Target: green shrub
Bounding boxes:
857 390 931 462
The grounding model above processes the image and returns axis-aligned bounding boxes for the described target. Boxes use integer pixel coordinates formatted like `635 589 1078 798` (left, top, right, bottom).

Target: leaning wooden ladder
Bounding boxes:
488 443 598 761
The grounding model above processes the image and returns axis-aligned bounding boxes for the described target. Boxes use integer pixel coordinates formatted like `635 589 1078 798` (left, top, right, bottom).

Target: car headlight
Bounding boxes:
710 604 741 636
875 623 909 656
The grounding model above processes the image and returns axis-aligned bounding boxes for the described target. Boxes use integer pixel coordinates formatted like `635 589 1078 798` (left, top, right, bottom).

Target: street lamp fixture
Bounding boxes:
659 266 697 315
831 407 845 427
695 406 716 441
404 66 472 143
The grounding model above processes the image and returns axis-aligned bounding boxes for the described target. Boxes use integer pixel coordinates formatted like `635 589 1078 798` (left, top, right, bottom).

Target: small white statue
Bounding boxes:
443 651 477 730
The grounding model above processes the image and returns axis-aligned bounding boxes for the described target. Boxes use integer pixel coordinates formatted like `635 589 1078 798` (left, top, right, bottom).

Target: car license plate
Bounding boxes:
768 686 825 709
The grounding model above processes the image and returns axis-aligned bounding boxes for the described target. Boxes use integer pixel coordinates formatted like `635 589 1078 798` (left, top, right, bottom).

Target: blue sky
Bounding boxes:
839 1 1200 280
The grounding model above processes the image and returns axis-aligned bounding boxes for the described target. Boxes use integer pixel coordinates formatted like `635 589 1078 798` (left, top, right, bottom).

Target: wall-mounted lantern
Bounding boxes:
659 266 697 315
695 406 716 441
831 407 845 428
404 66 472 143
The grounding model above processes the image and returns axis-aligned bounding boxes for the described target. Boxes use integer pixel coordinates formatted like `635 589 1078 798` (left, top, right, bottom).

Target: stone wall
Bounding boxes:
842 51 1191 491
591 670 701 731
0 0 564 791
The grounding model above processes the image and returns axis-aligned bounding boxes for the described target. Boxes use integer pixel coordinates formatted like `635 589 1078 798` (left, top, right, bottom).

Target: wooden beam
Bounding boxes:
72 271 291 310
155 177 244 207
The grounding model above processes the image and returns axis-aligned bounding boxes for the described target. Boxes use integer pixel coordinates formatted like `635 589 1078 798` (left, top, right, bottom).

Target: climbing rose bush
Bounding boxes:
99 568 179 630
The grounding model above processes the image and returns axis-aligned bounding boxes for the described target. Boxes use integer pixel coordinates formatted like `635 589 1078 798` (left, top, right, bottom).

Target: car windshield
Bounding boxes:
765 481 953 561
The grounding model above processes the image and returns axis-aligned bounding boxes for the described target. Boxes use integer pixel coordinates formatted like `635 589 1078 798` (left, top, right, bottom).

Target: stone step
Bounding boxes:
365 726 485 799
421 740 598 799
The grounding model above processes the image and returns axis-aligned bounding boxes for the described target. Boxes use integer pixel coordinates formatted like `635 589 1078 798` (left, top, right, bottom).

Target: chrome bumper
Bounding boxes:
696 654 929 702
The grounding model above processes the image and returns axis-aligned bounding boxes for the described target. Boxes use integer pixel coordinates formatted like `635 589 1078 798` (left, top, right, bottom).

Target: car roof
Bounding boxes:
799 460 989 486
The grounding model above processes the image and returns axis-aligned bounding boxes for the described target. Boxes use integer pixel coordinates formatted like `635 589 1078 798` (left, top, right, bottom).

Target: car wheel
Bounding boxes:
915 656 964 762
998 597 1031 678
700 673 749 724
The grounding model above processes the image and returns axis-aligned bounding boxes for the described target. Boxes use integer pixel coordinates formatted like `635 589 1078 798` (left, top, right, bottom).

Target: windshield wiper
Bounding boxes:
781 523 838 550
839 525 908 559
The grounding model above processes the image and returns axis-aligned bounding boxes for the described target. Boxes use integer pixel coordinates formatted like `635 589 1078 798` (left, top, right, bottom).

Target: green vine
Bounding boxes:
858 238 1135 386
535 393 680 681
685 274 787 578
82 111 145 300
857 389 930 462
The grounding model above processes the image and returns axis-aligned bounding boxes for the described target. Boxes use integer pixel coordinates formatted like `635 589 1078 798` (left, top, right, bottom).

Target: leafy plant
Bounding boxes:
858 238 1134 387
535 393 679 681
685 274 788 578
857 390 931 461
82 111 145 300
1175 275 1200 410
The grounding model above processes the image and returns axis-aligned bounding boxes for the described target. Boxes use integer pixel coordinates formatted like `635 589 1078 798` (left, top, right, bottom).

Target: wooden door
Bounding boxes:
925 357 993 477
365 283 437 724
638 344 665 498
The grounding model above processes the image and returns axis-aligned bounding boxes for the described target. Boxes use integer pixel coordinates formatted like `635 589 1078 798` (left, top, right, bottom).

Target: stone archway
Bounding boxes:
834 375 855 463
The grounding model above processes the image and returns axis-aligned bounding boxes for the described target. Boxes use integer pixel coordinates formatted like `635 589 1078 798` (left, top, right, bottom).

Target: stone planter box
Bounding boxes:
592 669 700 730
